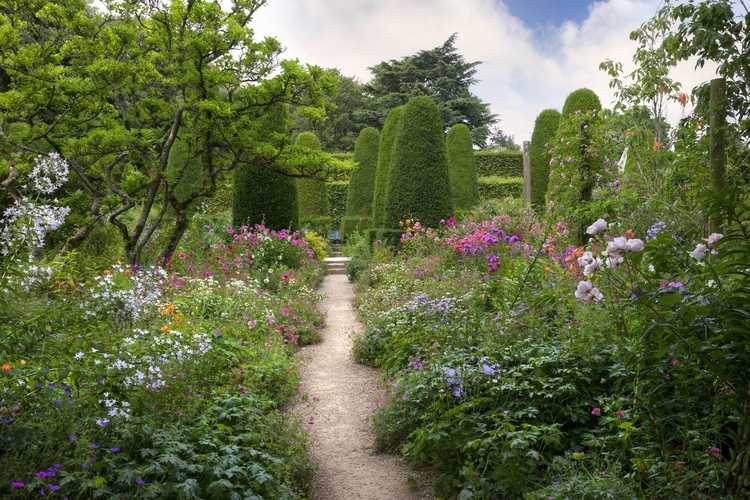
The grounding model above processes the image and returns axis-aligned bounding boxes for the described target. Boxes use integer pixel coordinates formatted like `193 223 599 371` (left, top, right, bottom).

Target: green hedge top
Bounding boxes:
385 96 453 229
562 88 602 117
474 149 523 177
477 175 523 200
529 108 562 210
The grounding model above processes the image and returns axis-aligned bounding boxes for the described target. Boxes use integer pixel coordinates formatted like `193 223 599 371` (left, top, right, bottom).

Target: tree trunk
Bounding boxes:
159 202 189 267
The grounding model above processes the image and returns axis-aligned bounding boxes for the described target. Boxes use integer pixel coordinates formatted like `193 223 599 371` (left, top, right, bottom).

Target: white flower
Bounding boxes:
30 153 69 194
96 418 110 427
689 243 708 261
74 351 85 360
575 280 604 304
586 218 608 236
626 238 644 252
577 251 603 276
706 233 723 246
648 264 656 273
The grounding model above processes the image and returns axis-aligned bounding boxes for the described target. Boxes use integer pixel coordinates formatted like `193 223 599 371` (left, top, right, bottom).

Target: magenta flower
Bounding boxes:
591 407 602 416
487 254 500 273
616 410 626 419
10 481 25 489
709 447 722 458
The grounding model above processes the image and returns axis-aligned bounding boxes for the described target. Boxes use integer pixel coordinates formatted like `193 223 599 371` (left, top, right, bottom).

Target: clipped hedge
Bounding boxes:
232 163 299 229
384 96 453 232
329 152 355 182
341 215 370 238
327 180 348 228
372 106 405 230
562 88 602 117
477 176 523 200
530 109 562 210
345 127 380 221
474 150 523 177
295 132 329 227
446 123 479 210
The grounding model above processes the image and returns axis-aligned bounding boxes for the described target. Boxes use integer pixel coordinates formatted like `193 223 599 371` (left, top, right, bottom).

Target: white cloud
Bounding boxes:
252 0 719 143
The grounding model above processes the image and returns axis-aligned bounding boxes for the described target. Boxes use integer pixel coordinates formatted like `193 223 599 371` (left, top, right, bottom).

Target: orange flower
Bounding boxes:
624 229 635 239
160 324 171 333
0 363 12 373
159 303 175 317
123 267 133 277
544 266 552 273
173 313 183 325
652 140 662 152
574 247 585 258
677 92 688 107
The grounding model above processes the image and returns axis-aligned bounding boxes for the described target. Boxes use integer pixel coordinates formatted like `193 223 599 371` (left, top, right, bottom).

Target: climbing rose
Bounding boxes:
586 218 608 236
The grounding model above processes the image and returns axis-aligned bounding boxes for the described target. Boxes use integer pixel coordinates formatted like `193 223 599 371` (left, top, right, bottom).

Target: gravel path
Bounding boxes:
291 273 433 500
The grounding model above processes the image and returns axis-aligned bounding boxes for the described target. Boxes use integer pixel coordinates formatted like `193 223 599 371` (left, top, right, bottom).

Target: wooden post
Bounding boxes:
522 141 531 207
709 77 727 232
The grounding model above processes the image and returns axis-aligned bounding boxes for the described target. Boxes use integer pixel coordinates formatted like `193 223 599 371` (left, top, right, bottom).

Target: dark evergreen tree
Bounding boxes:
371 106 405 230
295 132 329 227
342 127 380 237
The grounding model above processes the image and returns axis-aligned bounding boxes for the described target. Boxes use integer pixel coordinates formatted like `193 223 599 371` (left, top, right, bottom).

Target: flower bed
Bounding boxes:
354 205 750 498
0 223 323 498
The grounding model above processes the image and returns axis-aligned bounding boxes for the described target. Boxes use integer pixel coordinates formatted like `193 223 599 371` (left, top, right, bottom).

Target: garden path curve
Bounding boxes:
291 268 433 500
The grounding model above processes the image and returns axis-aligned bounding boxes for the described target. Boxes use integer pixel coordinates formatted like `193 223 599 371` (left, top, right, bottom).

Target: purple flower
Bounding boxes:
110 447 121 453
213 328 221 338
36 470 51 479
68 435 77 443
135 479 145 487
89 442 100 449
481 363 500 376
487 254 500 273
10 481 25 489
47 484 60 492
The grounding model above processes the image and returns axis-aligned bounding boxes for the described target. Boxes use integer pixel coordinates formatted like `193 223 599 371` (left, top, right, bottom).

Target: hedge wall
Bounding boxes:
232 164 299 230
327 180 348 228
474 150 523 177
295 132 329 227
530 109 562 210
477 176 523 200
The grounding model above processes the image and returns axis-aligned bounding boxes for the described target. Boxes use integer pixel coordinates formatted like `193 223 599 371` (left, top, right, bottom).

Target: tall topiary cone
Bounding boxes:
232 104 298 229
446 123 479 211
562 88 601 116
529 109 561 211
371 106 405 232
342 127 380 237
384 96 453 236
295 131 329 226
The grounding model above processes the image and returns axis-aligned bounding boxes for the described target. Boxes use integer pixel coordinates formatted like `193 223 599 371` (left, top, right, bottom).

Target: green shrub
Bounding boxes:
473 150 523 177
477 176 523 200
343 127 380 238
327 180 348 229
384 96 453 233
529 109 562 210
446 123 479 210
329 152 355 181
372 106 405 230
232 163 299 229
295 132 329 229
562 88 602 117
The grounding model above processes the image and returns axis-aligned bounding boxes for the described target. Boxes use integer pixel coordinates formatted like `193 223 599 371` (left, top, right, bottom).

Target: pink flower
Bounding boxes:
247 319 256 330
281 271 290 281
709 446 722 459
671 358 681 366
591 407 602 416
706 233 723 247
616 410 626 419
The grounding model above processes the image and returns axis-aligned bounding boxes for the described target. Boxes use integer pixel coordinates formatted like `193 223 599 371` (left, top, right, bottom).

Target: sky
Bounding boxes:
251 0 721 143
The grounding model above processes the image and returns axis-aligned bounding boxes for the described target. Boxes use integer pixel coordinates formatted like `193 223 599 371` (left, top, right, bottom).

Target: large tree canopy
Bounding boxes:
365 34 496 147
0 0 336 264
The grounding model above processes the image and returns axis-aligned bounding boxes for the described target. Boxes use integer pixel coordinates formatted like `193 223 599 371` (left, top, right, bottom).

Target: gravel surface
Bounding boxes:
291 274 434 500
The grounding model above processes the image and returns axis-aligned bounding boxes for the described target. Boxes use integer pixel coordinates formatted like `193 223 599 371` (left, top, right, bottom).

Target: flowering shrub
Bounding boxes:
353 203 750 498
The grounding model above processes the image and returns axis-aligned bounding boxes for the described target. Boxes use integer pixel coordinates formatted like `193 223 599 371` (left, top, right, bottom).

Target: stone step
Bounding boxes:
327 266 348 275
324 256 350 264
